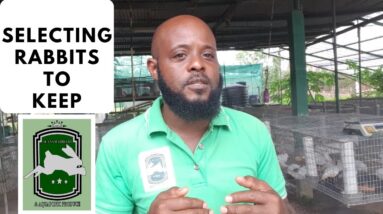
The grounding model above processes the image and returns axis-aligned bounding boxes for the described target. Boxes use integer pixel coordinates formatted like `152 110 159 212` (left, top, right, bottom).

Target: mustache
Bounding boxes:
184 74 210 86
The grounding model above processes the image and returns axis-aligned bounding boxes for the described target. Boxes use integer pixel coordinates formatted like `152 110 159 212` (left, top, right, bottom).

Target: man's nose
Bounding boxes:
188 54 205 72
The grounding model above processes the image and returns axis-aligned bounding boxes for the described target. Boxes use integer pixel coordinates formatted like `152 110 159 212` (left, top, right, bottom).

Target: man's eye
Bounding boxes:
174 53 186 60
203 53 215 59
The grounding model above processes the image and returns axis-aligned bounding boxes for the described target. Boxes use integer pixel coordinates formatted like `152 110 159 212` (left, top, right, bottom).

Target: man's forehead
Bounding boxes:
156 15 213 36
151 15 216 56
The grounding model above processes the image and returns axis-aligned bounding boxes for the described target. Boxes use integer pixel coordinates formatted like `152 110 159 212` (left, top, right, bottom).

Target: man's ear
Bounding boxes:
147 58 158 80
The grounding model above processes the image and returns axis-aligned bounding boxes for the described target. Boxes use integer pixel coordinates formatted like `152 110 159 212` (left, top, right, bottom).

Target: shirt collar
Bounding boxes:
210 107 231 130
145 97 168 135
145 97 231 136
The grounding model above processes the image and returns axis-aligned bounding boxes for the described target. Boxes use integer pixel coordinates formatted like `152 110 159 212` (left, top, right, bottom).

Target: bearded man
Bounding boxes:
96 15 290 214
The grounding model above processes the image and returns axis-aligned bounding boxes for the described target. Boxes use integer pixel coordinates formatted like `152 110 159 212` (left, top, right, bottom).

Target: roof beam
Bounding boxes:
308 48 383 63
212 0 244 32
279 47 377 72
114 12 371 28
262 51 358 80
360 17 383 27
322 40 383 59
307 13 383 47
307 35 383 54
113 0 236 10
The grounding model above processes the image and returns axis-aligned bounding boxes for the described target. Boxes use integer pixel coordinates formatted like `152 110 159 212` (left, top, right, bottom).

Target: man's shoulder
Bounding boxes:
222 106 264 126
221 106 270 139
101 112 147 144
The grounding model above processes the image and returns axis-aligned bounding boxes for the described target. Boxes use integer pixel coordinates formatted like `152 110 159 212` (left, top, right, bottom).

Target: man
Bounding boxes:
96 15 290 214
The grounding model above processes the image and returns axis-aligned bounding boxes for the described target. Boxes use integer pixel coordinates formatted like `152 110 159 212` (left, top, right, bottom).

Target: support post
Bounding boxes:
264 121 271 133
355 105 360 114
0 110 5 144
341 142 358 195
357 24 362 100
297 136 315 200
332 0 340 113
0 158 7 214
11 114 16 135
303 137 318 177
288 9 308 116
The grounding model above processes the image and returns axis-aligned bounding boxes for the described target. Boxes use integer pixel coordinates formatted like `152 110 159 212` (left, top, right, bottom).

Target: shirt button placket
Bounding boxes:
194 143 204 173
194 164 199 171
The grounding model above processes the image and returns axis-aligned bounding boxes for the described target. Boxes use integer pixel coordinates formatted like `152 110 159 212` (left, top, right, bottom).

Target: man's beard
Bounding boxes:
157 69 223 121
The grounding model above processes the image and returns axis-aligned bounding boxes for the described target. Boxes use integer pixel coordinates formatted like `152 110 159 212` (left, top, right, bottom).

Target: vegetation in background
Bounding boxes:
235 51 263 65
236 51 336 104
269 74 291 104
236 50 283 99
346 60 383 97
235 52 383 105
269 71 335 105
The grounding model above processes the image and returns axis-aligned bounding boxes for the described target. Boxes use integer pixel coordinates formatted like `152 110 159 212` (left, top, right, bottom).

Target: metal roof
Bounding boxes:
113 0 383 56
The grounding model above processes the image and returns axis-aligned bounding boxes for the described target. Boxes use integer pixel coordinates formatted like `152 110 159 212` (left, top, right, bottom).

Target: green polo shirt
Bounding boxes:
96 97 286 214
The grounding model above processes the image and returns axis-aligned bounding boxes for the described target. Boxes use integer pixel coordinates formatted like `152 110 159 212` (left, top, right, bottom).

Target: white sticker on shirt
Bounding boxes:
139 147 176 192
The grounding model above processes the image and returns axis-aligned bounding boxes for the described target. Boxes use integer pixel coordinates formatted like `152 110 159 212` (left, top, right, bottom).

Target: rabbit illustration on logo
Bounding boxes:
25 144 86 178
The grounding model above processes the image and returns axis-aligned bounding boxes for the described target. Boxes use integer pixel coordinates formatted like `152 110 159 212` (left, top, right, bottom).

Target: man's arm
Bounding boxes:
96 141 134 213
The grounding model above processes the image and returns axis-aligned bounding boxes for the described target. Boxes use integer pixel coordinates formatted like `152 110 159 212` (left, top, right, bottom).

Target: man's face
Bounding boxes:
155 19 221 103
149 16 223 121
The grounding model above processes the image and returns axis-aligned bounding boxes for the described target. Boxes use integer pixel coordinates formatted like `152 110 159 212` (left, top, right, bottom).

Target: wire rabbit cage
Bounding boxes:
268 114 383 206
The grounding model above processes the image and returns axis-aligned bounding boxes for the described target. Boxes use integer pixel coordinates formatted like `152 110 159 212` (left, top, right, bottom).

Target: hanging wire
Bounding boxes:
263 0 275 103
265 0 275 86
128 5 136 108
139 55 142 82
267 0 276 58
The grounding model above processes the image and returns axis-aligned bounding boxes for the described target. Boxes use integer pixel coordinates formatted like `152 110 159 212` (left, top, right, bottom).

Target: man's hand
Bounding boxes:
148 187 212 214
220 176 288 214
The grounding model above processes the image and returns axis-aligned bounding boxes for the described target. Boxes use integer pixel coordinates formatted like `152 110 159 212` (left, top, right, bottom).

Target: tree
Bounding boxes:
269 74 291 104
235 51 263 65
346 60 383 97
269 70 335 104
306 71 335 103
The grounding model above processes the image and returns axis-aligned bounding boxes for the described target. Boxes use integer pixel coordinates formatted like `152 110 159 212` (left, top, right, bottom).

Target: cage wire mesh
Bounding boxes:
271 125 308 193
0 146 17 195
268 114 383 206
240 98 383 122
321 98 383 115
305 133 383 206
342 98 383 116
114 55 265 105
